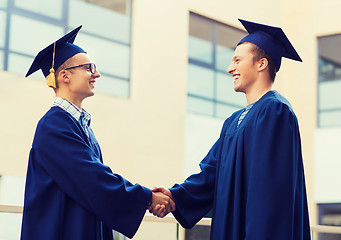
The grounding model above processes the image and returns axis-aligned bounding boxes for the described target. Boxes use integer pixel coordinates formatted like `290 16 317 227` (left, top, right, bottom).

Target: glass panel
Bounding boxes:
319 57 341 82
76 0 130 15
77 32 130 79
216 45 234 72
0 0 7 8
319 80 341 110
187 96 214 116
319 111 341 128
0 212 22 240
69 0 131 43
319 34 341 82
188 36 213 64
95 75 129 98
187 64 214 99
318 204 341 240
216 103 240 119
0 11 5 48
189 14 213 64
0 50 4 70
14 0 63 19
216 72 245 107
7 53 44 79
9 15 63 56
318 34 341 127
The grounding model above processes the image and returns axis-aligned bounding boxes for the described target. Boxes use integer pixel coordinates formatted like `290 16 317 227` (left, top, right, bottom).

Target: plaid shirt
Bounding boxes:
53 97 91 135
237 103 254 128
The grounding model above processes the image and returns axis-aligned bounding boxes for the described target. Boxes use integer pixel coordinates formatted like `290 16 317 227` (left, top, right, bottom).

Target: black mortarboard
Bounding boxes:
238 19 302 72
26 25 86 88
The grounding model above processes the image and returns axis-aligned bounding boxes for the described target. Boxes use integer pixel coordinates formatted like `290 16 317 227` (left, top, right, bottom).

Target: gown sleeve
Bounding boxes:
32 110 151 238
169 131 224 229
244 100 306 239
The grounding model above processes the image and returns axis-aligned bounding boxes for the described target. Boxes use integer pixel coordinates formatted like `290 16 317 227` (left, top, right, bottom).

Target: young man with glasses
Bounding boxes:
21 26 175 240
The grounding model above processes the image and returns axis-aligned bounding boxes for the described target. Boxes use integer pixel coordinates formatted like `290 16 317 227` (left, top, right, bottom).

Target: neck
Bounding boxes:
244 77 273 105
56 91 83 109
245 87 271 105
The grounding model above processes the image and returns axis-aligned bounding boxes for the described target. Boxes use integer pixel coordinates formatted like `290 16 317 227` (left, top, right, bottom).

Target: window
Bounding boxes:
187 13 247 119
318 34 341 127
2 0 132 98
318 203 341 240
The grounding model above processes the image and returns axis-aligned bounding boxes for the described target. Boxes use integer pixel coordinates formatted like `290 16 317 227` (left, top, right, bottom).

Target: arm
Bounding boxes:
168 137 223 228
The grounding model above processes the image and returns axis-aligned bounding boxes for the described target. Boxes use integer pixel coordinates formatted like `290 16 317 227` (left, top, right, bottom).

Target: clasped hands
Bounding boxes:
148 187 175 218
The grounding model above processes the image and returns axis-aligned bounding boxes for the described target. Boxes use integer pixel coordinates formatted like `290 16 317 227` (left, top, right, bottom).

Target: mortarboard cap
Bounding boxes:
237 19 302 72
26 25 86 88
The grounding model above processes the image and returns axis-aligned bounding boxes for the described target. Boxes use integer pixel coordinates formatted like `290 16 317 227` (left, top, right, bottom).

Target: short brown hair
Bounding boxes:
54 57 75 88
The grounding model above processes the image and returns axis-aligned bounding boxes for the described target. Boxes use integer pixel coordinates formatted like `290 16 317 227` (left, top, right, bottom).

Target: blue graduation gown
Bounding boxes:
21 106 152 240
170 91 311 240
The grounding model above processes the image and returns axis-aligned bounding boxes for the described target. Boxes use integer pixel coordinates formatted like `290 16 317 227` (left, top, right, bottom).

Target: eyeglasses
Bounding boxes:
64 63 96 74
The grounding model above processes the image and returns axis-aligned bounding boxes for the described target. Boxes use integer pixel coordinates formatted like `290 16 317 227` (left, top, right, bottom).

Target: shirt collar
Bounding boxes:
53 97 91 126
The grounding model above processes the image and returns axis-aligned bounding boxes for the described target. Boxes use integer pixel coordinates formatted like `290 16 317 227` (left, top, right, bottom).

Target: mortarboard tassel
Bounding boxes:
46 42 56 88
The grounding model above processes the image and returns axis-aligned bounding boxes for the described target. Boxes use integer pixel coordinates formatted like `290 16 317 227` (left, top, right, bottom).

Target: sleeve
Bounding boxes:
170 133 223 229
33 112 151 238
244 101 304 239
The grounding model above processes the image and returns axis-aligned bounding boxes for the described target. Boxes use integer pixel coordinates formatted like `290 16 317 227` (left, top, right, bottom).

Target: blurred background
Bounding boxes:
1 0 341 239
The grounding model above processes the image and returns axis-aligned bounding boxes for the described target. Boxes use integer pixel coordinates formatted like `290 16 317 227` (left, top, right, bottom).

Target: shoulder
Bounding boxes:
38 107 75 126
256 91 298 124
260 91 294 114
36 107 81 138
221 108 244 129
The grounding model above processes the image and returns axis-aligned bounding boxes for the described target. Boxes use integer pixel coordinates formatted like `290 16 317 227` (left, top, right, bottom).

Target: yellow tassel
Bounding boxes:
46 68 56 88
46 41 56 89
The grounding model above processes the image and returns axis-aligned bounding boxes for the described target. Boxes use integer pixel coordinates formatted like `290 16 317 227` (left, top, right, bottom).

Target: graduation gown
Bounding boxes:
170 91 311 240
21 106 151 240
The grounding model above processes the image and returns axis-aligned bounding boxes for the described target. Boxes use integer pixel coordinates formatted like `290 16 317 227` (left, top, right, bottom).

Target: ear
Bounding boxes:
58 69 71 84
257 58 269 72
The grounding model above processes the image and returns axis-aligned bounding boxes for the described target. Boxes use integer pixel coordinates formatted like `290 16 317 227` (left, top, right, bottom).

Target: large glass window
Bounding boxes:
188 13 247 119
2 0 132 98
318 34 341 127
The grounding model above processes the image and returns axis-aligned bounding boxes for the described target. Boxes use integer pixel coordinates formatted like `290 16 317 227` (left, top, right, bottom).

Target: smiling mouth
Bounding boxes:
89 81 96 88
233 74 240 81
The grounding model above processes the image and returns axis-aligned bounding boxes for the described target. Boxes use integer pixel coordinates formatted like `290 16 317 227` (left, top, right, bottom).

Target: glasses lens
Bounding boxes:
90 63 96 74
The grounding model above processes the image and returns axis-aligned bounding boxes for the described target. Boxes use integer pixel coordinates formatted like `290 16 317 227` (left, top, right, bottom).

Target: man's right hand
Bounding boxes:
149 188 175 218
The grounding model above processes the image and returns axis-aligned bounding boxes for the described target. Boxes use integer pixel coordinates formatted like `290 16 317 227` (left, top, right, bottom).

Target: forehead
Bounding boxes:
233 42 255 58
70 52 91 64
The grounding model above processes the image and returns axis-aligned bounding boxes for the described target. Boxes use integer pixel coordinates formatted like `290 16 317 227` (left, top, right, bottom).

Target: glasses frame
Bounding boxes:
64 63 96 74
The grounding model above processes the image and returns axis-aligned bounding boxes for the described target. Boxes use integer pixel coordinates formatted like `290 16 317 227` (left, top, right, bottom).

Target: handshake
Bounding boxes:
148 187 176 218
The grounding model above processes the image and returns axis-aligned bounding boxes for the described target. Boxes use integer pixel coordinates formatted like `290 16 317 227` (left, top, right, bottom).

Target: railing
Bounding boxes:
2 204 341 239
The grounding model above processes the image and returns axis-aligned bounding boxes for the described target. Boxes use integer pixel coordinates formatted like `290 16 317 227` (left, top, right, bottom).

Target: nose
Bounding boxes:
227 63 234 75
93 70 101 78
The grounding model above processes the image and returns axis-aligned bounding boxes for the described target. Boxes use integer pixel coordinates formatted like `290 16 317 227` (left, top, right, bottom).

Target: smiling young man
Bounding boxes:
151 19 311 239
21 26 175 240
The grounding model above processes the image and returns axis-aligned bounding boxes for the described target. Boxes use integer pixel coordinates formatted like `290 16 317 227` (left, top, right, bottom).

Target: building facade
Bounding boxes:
1 0 341 239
